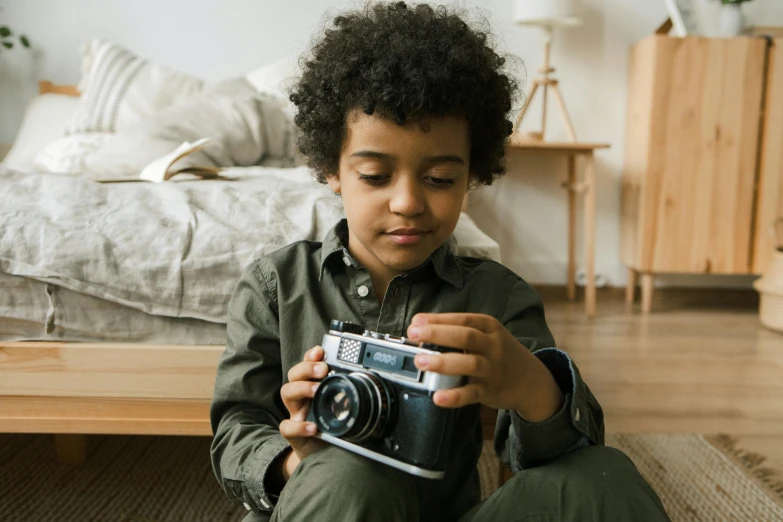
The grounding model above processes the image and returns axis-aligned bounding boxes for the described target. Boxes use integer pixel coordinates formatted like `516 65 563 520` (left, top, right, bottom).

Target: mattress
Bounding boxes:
0 271 227 344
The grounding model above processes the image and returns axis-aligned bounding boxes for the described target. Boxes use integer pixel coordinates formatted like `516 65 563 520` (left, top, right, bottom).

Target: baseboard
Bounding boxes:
533 284 760 310
518 261 757 290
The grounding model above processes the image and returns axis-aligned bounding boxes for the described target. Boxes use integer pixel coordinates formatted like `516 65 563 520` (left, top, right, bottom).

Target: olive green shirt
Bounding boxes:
210 219 605 521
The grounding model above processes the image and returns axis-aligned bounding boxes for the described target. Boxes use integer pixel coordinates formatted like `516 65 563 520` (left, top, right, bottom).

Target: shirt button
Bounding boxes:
574 408 581 422
357 285 369 297
343 256 351 266
243 502 251 511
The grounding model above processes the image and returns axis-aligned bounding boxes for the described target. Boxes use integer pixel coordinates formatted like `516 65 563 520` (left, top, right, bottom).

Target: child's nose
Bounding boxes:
389 178 425 216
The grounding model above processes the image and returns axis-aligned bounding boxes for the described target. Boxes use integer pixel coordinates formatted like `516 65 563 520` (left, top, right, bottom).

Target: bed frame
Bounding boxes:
0 82 220 464
0 82 503 483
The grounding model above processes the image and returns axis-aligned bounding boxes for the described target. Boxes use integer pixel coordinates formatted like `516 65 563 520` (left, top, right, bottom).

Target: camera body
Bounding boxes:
305 320 466 479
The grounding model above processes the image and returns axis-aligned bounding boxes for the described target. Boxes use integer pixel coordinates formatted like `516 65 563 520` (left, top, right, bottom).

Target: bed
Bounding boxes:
0 64 504 465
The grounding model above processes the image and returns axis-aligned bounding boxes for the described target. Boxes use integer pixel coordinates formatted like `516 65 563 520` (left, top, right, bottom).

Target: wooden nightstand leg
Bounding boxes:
584 153 597 317
626 268 638 307
55 434 86 464
641 273 655 314
567 155 577 301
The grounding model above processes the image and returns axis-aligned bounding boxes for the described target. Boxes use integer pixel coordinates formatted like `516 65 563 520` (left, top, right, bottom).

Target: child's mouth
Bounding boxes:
386 228 429 245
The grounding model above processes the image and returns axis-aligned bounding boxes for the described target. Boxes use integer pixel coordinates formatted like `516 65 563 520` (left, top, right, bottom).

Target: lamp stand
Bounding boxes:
513 27 578 142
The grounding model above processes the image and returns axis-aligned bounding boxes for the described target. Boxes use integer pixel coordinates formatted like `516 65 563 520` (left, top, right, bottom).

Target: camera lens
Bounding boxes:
329 391 352 422
312 372 393 442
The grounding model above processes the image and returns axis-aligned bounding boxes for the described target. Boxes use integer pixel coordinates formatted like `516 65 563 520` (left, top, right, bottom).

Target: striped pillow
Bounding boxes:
67 39 204 133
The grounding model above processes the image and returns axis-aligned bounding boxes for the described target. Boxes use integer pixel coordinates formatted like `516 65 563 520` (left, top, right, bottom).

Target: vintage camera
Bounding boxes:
306 320 466 479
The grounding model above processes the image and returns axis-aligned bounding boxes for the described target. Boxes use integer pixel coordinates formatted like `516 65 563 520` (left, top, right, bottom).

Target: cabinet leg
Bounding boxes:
641 274 654 314
626 268 638 308
55 434 86 464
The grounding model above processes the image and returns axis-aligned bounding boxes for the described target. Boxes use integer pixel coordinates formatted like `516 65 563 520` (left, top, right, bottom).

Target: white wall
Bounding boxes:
1 0 781 287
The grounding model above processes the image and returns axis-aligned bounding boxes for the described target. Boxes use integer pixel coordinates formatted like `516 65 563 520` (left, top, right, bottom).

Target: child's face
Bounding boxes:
327 110 470 280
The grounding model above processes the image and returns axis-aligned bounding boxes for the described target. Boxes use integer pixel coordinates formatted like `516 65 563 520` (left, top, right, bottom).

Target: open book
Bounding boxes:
138 137 222 182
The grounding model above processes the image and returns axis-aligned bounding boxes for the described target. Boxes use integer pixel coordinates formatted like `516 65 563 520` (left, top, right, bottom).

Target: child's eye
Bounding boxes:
425 176 456 187
359 174 390 185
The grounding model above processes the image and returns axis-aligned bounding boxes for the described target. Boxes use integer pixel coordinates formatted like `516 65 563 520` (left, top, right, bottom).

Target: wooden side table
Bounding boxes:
506 138 611 316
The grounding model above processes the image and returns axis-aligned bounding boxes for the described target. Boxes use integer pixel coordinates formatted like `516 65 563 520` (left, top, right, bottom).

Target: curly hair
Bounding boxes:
289 1 518 186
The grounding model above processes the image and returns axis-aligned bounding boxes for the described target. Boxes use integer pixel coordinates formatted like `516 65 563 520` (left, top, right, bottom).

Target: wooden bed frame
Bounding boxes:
0 82 504 482
0 82 221 464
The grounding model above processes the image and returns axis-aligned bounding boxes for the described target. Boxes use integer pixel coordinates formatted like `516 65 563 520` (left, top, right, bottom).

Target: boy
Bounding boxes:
211 3 670 521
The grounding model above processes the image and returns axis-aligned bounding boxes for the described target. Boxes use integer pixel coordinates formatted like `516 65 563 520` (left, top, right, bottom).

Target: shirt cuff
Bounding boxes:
506 348 594 468
243 434 291 512
534 347 597 438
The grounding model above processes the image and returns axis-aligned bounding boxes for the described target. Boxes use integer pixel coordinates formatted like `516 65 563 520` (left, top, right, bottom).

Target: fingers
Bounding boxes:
411 313 499 333
414 352 491 378
281 381 319 403
287 346 327 382
279 418 317 440
305 345 324 362
408 322 487 353
282 346 328 421
280 380 319 420
433 384 484 409
288 360 328 383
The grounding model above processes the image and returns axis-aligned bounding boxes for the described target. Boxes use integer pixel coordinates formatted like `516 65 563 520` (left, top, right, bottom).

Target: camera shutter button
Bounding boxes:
357 285 369 297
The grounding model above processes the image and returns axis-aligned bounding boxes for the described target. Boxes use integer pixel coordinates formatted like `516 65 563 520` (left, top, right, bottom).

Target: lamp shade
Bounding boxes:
513 0 582 28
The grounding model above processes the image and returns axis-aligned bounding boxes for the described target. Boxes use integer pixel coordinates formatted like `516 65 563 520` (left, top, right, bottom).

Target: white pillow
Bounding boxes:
246 57 299 101
83 78 299 180
67 39 204 133
32 133 114 175
452 212 502 263
3 94 81 172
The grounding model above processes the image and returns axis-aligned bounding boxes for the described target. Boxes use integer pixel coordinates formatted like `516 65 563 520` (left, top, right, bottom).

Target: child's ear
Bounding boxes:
326 173 341 195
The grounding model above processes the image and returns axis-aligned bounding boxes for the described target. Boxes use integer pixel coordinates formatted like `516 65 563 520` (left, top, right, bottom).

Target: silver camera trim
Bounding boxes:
315 432 445 480
345 371 385 442
321 329 465 392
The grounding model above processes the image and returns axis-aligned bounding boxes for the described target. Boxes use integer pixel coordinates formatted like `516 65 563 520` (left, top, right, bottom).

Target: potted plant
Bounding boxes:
0 25 30 54
715 0 753 37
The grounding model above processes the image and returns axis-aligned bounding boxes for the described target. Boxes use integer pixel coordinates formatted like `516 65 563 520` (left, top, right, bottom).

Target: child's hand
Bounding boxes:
278 346 328 478
407 313 564 423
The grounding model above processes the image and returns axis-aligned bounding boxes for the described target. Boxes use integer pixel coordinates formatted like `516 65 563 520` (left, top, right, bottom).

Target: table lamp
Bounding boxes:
513 0 581 142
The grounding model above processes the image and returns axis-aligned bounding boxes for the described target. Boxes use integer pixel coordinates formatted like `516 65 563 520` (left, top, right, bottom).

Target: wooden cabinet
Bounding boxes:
753 37 783 275
621 35 783 311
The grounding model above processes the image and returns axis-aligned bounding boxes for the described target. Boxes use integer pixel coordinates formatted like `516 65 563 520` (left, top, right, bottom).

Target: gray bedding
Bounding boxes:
0 165 344 323
0 165 501 334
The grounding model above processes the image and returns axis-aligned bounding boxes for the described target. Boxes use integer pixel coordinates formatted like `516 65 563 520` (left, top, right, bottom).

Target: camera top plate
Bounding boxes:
324 320 465 392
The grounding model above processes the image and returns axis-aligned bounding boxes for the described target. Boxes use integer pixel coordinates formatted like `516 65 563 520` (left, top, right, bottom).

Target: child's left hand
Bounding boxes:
408 313 564 423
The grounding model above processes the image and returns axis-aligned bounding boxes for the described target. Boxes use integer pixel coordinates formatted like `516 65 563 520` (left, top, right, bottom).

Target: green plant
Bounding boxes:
0 25 30 52
718 0 752 5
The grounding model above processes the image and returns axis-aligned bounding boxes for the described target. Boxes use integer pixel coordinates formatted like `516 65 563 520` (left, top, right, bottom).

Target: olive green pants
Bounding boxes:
251 445 670 522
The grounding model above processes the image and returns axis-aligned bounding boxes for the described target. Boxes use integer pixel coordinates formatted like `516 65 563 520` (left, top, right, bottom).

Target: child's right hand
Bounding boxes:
278 345 328 479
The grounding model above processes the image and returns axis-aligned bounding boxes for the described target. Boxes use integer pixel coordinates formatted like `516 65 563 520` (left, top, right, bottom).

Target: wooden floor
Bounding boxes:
537 286 783 476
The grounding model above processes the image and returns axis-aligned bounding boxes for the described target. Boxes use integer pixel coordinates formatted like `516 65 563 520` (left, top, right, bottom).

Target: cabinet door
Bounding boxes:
645 37 766 274
753 38 783 274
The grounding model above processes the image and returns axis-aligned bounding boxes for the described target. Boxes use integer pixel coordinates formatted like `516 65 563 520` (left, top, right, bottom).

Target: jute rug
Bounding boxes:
0 433 781 521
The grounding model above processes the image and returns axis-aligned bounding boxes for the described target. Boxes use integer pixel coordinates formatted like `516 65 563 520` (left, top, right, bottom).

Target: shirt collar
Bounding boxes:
319 218 464 288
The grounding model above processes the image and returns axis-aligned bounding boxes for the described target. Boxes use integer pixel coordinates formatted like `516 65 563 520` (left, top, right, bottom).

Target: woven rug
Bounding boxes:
1 433 781 521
